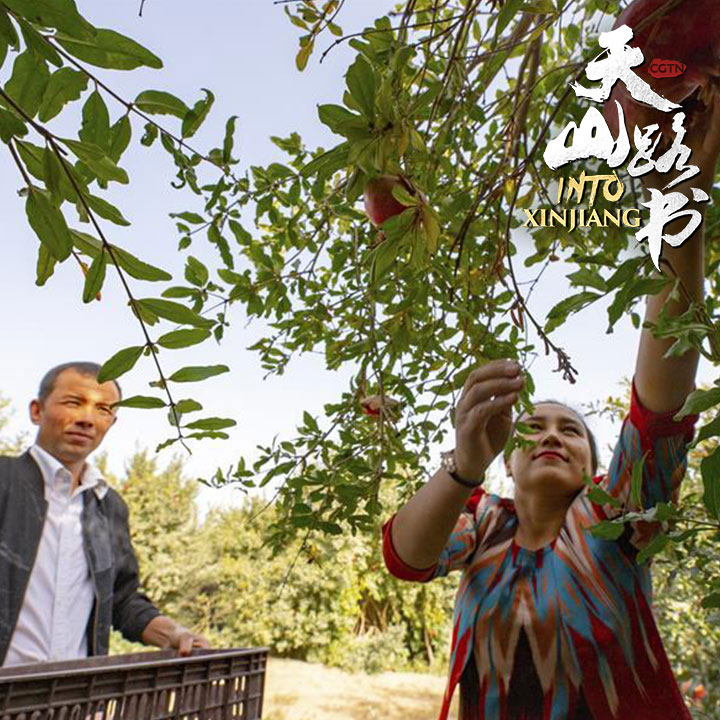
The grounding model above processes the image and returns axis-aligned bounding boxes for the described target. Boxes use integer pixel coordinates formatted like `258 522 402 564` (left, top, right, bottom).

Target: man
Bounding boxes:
0 361 210 667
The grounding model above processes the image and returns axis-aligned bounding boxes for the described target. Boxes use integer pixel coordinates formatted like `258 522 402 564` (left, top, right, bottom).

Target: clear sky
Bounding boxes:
0 2 713 510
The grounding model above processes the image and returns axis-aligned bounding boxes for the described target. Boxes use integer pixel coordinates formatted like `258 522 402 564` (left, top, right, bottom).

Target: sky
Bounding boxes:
0 1 715 510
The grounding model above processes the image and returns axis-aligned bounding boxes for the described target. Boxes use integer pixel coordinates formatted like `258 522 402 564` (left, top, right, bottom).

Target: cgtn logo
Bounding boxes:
648 59 687 78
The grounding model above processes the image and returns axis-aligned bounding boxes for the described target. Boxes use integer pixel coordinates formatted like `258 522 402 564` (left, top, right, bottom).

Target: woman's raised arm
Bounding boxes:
634 96 720 413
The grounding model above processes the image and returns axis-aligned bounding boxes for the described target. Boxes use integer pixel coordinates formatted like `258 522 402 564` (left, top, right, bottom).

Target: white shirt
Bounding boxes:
3 445 109 667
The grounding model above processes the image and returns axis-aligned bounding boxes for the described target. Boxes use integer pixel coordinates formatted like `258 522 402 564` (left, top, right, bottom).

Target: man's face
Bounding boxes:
506 403 594 498
30 370 120 465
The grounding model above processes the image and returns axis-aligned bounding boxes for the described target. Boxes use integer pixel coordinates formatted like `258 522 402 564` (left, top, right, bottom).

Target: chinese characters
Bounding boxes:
542 25 708 269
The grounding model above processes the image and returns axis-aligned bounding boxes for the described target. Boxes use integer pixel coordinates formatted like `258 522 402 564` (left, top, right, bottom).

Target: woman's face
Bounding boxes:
506 403 594 498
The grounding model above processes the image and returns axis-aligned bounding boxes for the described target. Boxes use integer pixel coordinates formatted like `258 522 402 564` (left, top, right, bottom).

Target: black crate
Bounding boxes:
0 647 268 719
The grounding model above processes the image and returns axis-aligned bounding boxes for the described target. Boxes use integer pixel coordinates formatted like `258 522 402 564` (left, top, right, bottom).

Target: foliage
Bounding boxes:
0 394 26 455
3 3 720 696
106 451 456 674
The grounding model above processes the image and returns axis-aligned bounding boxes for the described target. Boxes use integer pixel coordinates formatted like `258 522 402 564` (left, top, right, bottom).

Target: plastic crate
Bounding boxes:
0 647 268 719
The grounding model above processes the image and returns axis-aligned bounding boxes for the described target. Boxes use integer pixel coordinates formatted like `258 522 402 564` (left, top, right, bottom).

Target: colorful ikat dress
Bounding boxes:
383 379 698 720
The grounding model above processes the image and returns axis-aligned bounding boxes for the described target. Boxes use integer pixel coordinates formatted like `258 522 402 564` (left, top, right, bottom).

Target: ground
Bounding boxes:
263 658 458 720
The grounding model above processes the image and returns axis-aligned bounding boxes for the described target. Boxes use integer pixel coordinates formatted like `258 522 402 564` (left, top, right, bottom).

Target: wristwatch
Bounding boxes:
441 450 484 489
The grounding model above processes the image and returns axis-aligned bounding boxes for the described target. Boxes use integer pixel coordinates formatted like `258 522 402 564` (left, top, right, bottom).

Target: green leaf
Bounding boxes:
494 0 525 36
112 245 171 282
141 122 158 146
6 50 50 118
70 230 171 282
690 414 720 447
184 417 236 431
17 16 62 66
172 211 205 225
161 286 196 300
588 520 625 541
55 28 162 70
155 436 181 453
85 193 131 226
182 88 214 138
222 115 238 164
674 387 720 420
35 243 56 286
345 55 376 119
228 220 252 245
108 115 132 162
82 250 106 303
700 447 720 521
187 431 229 441
566 268 608 292
26 188 71 261
208 225 234 268
137 297 213 328
185 256 209 287
635 533 669 564
116 395 166 409
14 140 49 182
701 592 720 609
175 399 202 414
630 452 647 509
168 365 229 383
369 236 400 285
134 89 189 118
2 0 95 40
157 328 211 349
0 107 27 142
606 256 645 290
79 90 110 150
97 345 144 382
392 184 419 207
317 104 362 136
0 9 19 50
421 206 440 253
38 67 88 122
545 291 602 333
299 142 350 179
607 277 669 331
295 38 313 71
586 485 622 509
62 138 128 184
303 411 319 432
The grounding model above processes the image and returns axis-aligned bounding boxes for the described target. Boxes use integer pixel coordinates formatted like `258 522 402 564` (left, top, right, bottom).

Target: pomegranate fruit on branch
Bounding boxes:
363 174 421 227
604 0 720 138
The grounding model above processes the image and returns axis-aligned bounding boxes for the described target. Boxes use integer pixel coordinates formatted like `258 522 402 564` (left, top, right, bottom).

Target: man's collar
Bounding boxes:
29 444 109 500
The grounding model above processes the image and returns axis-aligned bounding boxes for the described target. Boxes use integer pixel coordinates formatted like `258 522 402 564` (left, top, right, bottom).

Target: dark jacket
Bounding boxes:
0 452 160 665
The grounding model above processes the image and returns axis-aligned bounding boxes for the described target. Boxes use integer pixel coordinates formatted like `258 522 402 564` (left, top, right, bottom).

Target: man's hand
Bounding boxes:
167 625 211 657
141 615 211 656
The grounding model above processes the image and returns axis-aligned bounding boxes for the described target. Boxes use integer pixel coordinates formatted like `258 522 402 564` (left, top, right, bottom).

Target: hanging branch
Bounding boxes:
0 86 191 451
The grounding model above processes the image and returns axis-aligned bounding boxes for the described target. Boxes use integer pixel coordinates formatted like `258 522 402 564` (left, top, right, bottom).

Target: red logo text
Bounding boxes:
649 59 687 78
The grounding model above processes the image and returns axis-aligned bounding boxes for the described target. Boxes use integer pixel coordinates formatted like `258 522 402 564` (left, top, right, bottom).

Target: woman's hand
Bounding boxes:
454 359 524 480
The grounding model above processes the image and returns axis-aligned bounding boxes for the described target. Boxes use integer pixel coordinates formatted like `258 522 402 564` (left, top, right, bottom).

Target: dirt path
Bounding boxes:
263 658 458 720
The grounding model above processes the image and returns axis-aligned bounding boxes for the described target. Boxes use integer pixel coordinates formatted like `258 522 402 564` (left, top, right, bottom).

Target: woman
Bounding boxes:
383 99 720 720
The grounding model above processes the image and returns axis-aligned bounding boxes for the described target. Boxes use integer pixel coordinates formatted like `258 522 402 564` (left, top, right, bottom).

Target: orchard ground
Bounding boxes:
263 657 458 720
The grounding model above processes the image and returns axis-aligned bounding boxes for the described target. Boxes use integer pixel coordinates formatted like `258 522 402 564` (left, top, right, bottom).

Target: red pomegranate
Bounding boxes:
603 0 720 137
363 175 414 227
